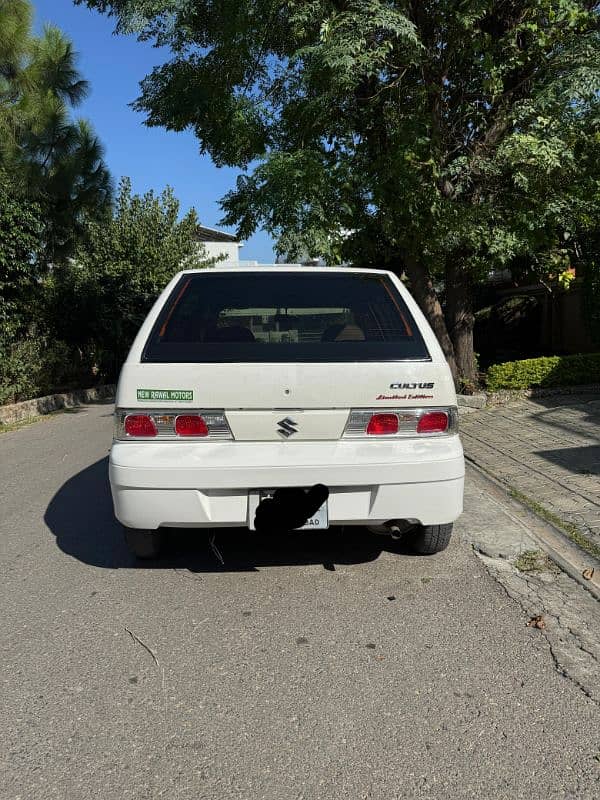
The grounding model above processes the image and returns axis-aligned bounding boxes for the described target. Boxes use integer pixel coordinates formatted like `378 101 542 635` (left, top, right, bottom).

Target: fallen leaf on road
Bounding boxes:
526 615 546 629
582 567 595 581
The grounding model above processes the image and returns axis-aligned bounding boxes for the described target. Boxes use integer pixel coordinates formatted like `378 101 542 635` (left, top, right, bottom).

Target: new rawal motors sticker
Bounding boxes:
137 389 194 401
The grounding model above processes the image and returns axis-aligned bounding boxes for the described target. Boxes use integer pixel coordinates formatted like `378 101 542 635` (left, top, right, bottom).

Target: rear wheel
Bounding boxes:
412 523 453 555
123 526 163 559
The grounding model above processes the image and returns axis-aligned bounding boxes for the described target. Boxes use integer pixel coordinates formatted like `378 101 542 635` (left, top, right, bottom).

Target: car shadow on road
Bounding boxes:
44 457 418 571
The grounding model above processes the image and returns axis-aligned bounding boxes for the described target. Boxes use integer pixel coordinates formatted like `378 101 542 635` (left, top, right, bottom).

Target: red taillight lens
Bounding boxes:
175 414 209 437
417 411 449 434
366 413 399 435
124 414 157 437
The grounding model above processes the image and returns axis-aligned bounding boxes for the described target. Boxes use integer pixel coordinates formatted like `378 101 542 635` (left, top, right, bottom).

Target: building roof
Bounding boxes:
195 225 239 243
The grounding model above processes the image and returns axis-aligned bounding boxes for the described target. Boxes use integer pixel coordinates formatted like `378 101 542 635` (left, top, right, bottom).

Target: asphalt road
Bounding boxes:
1 403 599 800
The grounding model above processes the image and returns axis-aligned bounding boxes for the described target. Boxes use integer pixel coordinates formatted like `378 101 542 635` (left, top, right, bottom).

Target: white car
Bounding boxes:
109 266 464 558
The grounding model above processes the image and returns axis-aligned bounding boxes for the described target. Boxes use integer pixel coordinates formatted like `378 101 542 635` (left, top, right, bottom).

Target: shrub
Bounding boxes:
486 353 600 391
0 334 79 405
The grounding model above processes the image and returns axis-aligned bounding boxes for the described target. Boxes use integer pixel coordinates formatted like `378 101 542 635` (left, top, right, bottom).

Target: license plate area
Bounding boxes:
248 489 329 531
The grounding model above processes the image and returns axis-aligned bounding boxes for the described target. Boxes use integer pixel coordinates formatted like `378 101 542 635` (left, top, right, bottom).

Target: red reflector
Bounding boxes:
175 414 209 437
417 411 448 433
366 413 399 435
124 414 157 437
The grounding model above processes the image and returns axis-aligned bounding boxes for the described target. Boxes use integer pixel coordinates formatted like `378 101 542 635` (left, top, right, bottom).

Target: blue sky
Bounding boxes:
32 0 275 263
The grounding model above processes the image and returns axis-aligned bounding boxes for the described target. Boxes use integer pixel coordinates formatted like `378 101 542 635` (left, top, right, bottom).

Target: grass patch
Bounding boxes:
0 408 77 435
0 415 45 434
514 549 559 574
509 488 600 561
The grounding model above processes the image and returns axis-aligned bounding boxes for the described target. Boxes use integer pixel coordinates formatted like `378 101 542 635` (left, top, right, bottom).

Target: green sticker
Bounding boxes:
137 389 194 402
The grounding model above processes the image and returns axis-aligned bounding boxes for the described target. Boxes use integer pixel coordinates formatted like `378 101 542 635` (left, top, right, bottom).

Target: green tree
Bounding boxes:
78 0 600 384
0 0 30 85
0 172 64 405
49 177 212 379
0 0 111 264
0 171 42 339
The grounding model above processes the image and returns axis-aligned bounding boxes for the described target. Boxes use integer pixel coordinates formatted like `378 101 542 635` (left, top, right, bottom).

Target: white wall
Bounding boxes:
200 241 241 264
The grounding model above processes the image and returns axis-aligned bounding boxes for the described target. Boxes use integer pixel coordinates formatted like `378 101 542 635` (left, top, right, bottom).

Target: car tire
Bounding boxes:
412 523 453 555
123 526 163 559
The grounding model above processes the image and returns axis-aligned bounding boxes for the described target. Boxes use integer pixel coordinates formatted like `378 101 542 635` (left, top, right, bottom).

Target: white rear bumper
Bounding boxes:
109 437 464 529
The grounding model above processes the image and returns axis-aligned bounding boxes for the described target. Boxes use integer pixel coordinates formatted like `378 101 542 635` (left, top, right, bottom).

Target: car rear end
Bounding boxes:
109 267 464 556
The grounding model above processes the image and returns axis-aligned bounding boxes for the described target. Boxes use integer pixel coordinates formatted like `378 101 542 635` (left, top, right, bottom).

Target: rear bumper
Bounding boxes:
109 437 464 529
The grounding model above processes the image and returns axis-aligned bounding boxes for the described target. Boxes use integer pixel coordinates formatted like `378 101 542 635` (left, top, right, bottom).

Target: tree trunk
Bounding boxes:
444 265 477 389
397 256 459 385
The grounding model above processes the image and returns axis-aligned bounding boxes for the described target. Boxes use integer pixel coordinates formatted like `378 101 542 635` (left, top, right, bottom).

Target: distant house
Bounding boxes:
276 252 326 266
196 225 258 266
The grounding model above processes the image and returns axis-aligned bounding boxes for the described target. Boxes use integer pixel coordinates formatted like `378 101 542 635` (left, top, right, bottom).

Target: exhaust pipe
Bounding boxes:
384 519 418 539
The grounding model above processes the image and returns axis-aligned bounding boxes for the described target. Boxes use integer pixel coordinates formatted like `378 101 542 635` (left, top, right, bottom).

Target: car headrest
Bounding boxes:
205 325 255 343
333 324 365 341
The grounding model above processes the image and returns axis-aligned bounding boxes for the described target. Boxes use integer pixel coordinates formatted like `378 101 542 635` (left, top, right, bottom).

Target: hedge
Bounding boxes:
486 353 600 391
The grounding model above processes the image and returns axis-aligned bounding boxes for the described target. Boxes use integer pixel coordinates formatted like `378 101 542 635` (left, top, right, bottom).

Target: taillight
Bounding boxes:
124 414 157 437
115 409 232 441
417 411 449 434
343 408 458 438
175 414 209 437
366 413 399 435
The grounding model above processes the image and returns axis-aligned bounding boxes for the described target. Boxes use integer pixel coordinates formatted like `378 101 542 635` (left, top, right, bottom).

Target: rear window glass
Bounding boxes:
142 272 430 363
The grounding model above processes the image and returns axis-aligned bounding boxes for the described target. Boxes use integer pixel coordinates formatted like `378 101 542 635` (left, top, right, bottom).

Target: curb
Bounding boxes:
0 384 116 426
486 382 600 406
457 384 600 412
466 459 600 602
456 394 487 415
460 383 600 410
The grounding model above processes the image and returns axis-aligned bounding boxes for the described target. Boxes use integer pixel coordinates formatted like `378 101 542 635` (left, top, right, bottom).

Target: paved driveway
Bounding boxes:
1 404 599 799
461 394 600 554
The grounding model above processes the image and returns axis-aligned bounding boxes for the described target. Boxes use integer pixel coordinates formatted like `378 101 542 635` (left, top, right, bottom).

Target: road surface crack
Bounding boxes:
475 552 600 705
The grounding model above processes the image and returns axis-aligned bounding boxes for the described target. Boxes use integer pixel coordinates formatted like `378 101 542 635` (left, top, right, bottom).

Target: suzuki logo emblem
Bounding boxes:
277 417 298 438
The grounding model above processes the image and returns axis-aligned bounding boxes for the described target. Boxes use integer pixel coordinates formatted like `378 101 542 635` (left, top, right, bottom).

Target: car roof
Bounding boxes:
179 265 395 277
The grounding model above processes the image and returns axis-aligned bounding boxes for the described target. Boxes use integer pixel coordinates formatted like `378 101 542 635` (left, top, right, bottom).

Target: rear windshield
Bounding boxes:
142 271 430 363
